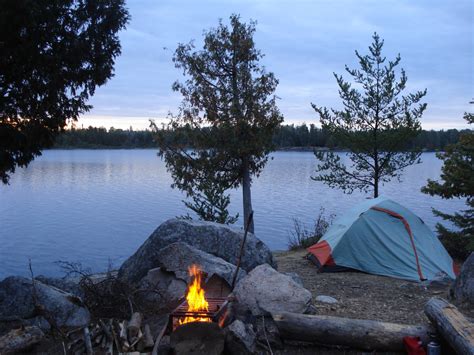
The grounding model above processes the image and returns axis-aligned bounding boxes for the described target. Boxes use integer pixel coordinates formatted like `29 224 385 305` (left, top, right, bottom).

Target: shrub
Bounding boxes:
288 208 334 250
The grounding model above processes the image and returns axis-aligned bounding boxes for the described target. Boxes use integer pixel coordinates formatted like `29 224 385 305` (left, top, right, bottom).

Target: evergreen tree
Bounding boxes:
0 0 129 184
311 33 427 197
155 15 283 231
422 111 474 260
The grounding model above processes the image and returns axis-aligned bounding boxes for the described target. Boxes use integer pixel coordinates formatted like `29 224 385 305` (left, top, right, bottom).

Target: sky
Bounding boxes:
79 0 473 130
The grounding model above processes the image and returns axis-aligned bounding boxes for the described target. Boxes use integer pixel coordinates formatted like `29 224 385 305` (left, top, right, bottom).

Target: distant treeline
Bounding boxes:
53 124 467 151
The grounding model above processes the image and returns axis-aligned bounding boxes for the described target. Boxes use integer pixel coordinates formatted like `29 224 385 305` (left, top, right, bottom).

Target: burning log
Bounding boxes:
272 311 432 351
170 322 225 355
424 297 474 355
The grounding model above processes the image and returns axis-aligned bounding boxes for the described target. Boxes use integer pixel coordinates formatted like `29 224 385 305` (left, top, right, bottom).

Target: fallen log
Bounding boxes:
424 297 474 355
0 326 44 354
272 312 431 351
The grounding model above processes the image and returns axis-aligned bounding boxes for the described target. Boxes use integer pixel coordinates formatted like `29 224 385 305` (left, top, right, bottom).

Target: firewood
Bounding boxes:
272 312 432 351
129 329 143 349
0 326 44 354
144 324 155 348
128 312 143 338
424 297 474 355
119 320 129 350
111 319 122 352
83 326 93 355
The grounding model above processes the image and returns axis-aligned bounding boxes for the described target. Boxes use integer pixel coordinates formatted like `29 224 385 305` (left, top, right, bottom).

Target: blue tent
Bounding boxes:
307 197 456 281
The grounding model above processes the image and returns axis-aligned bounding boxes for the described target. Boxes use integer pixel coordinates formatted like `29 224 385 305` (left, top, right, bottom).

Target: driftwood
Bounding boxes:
83 326 93 355
272 311 431 351
0 326 44 354
424 297 474 355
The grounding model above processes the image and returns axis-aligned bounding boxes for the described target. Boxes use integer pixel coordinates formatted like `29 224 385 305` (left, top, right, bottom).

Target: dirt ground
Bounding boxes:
275 249 472 326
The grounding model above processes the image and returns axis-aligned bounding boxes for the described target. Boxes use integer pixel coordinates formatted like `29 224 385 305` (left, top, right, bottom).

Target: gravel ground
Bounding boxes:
275 249 456 325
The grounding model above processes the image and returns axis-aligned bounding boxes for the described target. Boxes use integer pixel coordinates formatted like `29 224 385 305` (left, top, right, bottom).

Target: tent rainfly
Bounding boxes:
307 197 456 281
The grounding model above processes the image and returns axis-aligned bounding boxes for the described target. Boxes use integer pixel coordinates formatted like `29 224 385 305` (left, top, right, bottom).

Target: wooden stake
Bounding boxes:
231 210 254 290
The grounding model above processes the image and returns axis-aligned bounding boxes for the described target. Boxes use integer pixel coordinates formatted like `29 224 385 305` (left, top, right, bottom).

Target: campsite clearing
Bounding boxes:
275 249 472 325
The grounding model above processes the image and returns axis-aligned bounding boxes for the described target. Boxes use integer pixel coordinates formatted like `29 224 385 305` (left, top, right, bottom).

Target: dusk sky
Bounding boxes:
79 0 473 130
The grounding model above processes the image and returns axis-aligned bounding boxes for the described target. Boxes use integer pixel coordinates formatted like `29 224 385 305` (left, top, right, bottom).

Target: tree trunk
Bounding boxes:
242 156 254 233
374 178 379 198
424 297 474 355
272 312 432 352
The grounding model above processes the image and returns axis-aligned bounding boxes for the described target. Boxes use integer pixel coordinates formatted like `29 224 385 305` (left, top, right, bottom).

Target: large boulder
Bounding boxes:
119 219 275 283
0 276 90 330
450 252 474 305
138 242 246 308
232 264 312 317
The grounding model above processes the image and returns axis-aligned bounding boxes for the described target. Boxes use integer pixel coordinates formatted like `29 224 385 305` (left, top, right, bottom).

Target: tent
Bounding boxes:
307 196 456 281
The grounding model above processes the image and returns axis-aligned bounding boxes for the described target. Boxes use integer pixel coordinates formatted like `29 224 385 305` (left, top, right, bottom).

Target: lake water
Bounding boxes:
0 150 465 278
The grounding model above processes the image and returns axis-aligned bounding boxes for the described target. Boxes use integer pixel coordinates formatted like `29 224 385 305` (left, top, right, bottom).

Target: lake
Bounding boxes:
0 150 465 279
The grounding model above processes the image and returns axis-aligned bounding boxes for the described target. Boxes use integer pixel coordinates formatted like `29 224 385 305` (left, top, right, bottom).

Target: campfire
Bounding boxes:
168 264 229 332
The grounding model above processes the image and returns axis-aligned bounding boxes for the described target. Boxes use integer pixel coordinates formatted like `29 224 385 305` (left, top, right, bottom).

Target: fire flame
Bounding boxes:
178 264 212 326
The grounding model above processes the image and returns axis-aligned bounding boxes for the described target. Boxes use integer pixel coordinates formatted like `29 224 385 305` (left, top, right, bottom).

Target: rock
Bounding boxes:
119 219 275 283
35 276 83 297
284 272 304 287
0 276 90 330
0 326 44 354
225 319 256 355
154 242 246 286
450 252 474 305
138 242 246 308
232 264 312 317
315 295 338 304
138 267 187 309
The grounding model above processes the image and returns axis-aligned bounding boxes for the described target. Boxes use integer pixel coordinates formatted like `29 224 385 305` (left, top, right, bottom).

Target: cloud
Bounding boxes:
82 0 473 129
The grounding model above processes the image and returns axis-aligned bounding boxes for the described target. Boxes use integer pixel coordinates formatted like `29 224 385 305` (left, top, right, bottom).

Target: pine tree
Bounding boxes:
422 111 474 260
0 0 129 184
155 14 283 231
312 33 427 197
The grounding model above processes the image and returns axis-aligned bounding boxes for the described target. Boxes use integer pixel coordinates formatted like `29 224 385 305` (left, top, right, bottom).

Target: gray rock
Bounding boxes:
119 219 275 283
233 264 312 317
138 267 187 309
35 276 83 297
284 272 304 287
138 243 246 308
225 320 256 355
315 295 338 304
154 242 246 286
0 276 90 330
450 252 474 305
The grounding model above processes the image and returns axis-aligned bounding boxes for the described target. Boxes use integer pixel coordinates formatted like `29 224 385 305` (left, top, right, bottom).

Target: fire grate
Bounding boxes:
167 297 229 333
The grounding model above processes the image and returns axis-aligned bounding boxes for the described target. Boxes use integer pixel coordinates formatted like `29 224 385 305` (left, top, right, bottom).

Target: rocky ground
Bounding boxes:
275 249 474 325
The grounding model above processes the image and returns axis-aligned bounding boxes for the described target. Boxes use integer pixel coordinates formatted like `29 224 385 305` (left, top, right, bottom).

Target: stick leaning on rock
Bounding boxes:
231 211 254 290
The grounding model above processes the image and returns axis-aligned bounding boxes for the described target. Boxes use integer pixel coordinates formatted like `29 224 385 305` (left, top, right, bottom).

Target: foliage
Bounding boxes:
155 14 283 231
312 33 427 198
53 124 464 151
288 208 334 250
0 0 129 184
422 112 474 261
182 178 239 224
